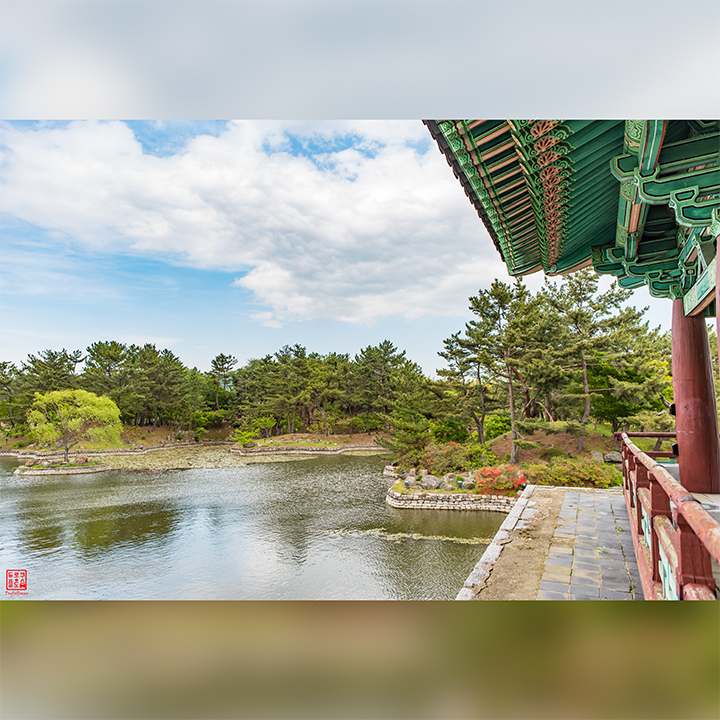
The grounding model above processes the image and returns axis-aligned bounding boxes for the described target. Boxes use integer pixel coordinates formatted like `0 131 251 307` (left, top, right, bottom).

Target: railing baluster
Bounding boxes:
677 514 716 593
616 431 720 601
649 472 673 592
635 462 649 542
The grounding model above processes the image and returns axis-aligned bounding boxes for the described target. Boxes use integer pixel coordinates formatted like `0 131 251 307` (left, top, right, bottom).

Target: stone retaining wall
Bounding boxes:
0 441 234 461
0 441 385 461
14 465 112 476
231 445 384 456
386 489 516 512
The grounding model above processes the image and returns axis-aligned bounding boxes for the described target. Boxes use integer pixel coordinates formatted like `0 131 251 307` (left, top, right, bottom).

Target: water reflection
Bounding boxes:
71 503 180 558
0 455 505 599
20 523 64 554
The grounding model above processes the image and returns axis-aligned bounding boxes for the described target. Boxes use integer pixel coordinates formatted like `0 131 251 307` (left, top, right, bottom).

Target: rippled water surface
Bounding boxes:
0 455 504 599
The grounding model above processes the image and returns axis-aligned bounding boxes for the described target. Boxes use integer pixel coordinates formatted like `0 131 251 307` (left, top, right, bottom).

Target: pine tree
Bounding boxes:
465 280 531 464
209 353 238 410
0 362 22 433
82 341 133 414
437 331 497 444
541 270 636 424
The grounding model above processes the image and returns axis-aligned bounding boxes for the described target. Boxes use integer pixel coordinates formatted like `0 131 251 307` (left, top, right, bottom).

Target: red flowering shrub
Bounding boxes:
472 464 526 496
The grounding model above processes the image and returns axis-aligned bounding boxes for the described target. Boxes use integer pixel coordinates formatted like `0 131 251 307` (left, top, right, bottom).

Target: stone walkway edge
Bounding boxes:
456 485 536 600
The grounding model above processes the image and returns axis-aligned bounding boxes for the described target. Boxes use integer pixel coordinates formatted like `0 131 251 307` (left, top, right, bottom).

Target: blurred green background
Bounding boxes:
1 601 718 719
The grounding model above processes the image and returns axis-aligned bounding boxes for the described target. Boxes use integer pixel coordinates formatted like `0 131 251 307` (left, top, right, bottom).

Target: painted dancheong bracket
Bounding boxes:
426 119 720 312
598 122 720 306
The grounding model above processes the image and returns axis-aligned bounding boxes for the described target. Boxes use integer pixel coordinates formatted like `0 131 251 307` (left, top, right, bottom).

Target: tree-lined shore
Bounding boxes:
2 271 698 471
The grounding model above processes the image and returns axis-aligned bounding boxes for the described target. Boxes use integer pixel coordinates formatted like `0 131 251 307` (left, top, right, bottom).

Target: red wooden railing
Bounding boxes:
615 432 720 600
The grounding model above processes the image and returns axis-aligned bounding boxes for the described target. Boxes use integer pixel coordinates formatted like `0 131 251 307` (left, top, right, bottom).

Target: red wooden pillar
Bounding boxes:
717 253 720 381
671 299 720 493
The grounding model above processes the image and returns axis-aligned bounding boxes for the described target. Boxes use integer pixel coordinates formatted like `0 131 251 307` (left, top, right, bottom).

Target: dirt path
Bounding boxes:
475 487 565 600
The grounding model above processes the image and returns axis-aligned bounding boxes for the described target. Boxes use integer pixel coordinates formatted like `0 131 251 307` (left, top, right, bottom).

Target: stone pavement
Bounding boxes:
537 489 644 600
458 485 646 600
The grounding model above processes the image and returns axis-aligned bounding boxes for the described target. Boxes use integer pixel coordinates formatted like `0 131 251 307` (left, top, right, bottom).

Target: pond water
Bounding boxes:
0 455 504 600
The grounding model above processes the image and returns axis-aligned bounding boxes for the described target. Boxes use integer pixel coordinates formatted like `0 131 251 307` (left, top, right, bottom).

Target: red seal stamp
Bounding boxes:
6 569 27 591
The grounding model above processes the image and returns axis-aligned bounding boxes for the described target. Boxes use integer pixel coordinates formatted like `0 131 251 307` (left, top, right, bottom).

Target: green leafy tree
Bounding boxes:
118 345 189 427
376 413 431 468
431 416 470 444
233 355 280 428
27 389 121 463
272 345 310 433
306 352 349 435
233 415 276 445
438 332 485 443
438 323 512 444
335 355 362 435
180 368 210 433
589 355 669 433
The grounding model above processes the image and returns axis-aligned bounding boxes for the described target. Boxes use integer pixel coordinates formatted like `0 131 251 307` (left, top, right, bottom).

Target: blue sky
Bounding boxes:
0 119 514 374
1 2 716 376
0 119 676 376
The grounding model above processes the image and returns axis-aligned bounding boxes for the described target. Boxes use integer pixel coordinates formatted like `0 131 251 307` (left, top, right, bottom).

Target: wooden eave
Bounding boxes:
424 120 720 303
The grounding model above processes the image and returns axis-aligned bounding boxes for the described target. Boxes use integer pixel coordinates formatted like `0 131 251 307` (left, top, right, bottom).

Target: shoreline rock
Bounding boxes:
14 464 112 476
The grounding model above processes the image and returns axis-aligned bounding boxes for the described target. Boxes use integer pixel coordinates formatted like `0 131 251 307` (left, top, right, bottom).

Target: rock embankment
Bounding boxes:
383 464 519 512
386 489 516 512
383 465 481 489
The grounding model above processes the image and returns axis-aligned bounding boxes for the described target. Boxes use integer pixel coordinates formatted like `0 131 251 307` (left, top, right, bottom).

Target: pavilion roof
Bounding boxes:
425 120 720 315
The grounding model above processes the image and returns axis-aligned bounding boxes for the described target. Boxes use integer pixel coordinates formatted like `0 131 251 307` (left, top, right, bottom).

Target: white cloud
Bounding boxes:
1 120 500 325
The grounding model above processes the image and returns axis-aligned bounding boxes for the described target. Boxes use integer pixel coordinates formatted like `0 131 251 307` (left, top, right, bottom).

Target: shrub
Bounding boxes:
472 465 526 496
463 442 498 469
353 413 383 433
522 457 622 489
484 414 511 442
431 417 470 444
419 441 497 476
232 416 276 445
192 410 221 429
539 445 566 460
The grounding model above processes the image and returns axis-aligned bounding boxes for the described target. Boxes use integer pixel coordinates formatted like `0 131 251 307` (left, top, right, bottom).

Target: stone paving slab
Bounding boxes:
460 484 645 601
537 488 643 600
